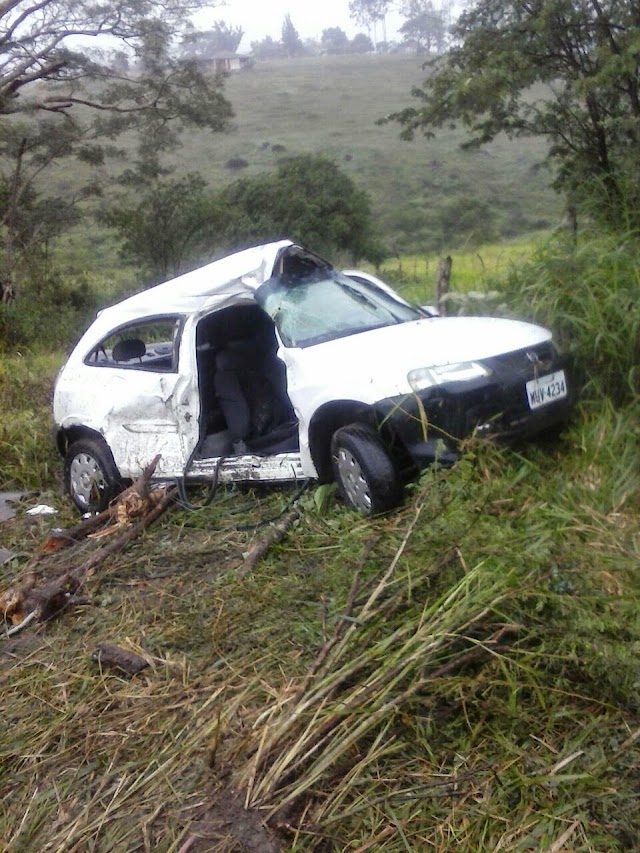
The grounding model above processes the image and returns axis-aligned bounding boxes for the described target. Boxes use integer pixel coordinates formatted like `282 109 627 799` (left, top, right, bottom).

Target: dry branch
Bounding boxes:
239 510 300 577
41 454 162 553
1 473 176 638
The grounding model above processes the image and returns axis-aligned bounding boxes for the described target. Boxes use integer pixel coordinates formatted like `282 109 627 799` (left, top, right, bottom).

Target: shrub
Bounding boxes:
220 154 386 264
0 269 100 353
506 231 640 404
225 157 250 170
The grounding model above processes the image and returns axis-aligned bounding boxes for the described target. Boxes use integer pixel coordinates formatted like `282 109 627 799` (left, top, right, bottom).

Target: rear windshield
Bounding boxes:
256 271 421 347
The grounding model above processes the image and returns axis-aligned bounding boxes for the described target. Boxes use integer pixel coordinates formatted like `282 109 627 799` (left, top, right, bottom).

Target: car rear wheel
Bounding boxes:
330 423 403 516
64 438 122 513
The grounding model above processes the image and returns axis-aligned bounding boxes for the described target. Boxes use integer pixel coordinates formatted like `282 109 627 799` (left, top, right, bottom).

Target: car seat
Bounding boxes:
112 338 146 363
214 339 298 454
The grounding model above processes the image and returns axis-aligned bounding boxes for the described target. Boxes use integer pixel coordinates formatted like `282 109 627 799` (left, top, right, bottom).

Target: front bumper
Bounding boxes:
375 346 575 469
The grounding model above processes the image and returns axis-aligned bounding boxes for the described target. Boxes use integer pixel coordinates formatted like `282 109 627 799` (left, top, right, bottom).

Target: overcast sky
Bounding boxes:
202 1 405 50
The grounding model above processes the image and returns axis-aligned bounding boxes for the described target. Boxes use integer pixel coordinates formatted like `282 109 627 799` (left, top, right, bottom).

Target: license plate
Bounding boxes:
526 370 567 410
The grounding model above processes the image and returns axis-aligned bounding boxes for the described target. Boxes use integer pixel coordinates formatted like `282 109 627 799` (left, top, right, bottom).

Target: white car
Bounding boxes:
53 240 573 515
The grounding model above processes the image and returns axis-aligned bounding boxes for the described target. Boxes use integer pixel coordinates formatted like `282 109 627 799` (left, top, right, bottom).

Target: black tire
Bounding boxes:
330 423 403 516
64 438 122 513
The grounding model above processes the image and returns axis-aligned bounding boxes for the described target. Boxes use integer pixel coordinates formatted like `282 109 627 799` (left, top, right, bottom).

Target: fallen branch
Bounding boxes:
41 454 163 553
5 610 37 637
239 509 300 577
1 483 176 638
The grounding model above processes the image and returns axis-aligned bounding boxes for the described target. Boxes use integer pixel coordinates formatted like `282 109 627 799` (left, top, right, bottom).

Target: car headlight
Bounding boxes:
408 361 491 392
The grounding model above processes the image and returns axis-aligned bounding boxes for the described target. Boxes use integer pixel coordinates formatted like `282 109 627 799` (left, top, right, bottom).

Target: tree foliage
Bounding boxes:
321 27 351 55
349 0 392 28
388 0 640 226
349 0 392 45
399 0 448 53
250 36 285 59
0 0 234 295
281 14 304 57
101 174 224 282
351 32 375 53
0 0 231 120
221 155 383 263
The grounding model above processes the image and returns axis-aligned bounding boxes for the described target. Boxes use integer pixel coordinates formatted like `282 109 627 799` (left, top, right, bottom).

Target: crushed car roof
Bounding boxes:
87 240 295 340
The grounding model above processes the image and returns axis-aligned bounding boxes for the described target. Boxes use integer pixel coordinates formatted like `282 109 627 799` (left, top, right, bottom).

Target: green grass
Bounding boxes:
2 406 639 851
378 231 546 305
214 57 559 251
2 232 640 850
37 53 560 273
0 352 63 490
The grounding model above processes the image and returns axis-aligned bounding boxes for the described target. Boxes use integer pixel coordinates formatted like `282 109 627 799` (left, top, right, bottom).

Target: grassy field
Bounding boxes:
202 55 559 246
47 52 560 272
2 232 640 851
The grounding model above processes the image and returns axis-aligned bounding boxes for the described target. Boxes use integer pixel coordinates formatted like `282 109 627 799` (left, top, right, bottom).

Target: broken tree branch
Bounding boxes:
41 454 163 553
1 483 176 638
239 510 300 577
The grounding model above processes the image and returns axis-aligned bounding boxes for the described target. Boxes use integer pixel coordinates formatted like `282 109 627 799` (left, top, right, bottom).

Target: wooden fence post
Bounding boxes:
435 255 452 315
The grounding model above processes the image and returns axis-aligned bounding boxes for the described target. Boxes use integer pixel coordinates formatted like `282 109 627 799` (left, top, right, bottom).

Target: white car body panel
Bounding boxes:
279 315 552 476
189 452 305 482
54 239 568 498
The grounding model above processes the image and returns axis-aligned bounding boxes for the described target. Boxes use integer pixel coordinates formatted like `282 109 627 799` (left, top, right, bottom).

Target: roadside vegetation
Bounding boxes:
2 1 639 845
2 229 640 851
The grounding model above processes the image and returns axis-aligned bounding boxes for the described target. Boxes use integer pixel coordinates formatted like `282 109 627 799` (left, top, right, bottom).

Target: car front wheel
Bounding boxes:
330 423 403 516
64 438 122 513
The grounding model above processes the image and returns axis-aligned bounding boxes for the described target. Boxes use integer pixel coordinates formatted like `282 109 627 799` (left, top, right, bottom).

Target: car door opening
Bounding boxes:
195 303 299 459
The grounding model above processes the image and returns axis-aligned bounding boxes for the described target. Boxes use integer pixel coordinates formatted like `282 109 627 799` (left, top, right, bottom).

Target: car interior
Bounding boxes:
195 302 299 458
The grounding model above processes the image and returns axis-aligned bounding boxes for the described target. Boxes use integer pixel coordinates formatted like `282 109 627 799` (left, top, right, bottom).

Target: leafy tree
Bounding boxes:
0 118 107 299
387 0 640 227
0 0 234 297
0 0 231 120
101 174 225 282
321 27 351 55
250 36 286 59
181 22 245 57
281 14 304 58
350 32 375 53
399 1 447 54
220 155 383 263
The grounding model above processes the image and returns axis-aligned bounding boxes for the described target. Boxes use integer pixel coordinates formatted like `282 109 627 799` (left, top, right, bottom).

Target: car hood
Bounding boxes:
288 315 552 401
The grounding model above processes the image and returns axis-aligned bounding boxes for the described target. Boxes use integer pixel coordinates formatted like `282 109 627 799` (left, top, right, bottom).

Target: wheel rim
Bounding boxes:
69 452 107 509
335 447 372 512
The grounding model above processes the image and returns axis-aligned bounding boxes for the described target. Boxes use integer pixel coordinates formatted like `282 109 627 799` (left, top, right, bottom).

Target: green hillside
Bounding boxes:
184 54 560 252
40 53 563 295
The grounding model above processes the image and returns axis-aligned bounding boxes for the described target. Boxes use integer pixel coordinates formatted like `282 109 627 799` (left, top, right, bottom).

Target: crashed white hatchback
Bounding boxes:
53 240 573 515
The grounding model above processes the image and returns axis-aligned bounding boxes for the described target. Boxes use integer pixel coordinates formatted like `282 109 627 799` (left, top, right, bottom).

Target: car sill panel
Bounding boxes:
188 452 304 482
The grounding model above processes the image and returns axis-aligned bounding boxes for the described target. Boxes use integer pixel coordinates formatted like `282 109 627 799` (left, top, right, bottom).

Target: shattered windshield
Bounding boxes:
256 271 421 347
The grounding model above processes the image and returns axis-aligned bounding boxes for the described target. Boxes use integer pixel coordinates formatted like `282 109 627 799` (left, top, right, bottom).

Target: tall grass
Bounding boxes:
506 231 640 403
2 231 640 851
223 420 640 851
0 353 62 489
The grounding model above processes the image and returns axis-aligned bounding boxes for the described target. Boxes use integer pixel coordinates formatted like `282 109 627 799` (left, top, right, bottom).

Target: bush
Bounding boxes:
225 157 250 170
221 154 386 263
506 231 640 404
0 269 100 353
